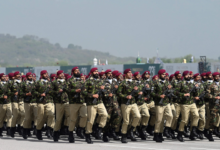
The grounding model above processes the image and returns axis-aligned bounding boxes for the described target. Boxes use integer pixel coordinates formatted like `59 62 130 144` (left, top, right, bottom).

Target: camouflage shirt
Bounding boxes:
194 81 206 105
151 79 172 106
82 76 104 105
171 79 182 103
34 79 54 104
205 81 220 105
52 79 69 103
0 81 12 104
67 77 85 104
10 79 23 102
141 78 154 104
202 80 213 102
117 79 138 105
21 80 36 103
174 80 199 105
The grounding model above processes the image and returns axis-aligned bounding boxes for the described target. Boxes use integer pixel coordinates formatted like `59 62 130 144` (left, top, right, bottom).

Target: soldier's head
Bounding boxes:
174 71 182 80
40 70 48 79
206 72 213 80
201 73 207 81
133 72 140 80
116 73 122 81
212 72 219 82
72 67 80 78
105 69 112 79
142 71 150 80
99 72 106 80
26 72 32 81
57 70 64 79
182 71 190 81
5 75 9 82
193 73 200 82
90 67 99 79
169 74 175 81
0 73 6 81
80 74 85 81
14 71 21 80
32 73 36 81
158 69 166 80
189 71 193 79
112 70 119 78
152 75 158 81
124 69 132 79
165 73 169 80
8 73 15 80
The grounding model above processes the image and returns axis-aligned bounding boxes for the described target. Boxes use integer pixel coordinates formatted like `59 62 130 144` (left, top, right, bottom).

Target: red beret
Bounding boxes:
80 73 84 77
5 75 8 77
201 73 207 77
112 70 119 76
133 72 140 77
158 69 166 75
105 69 112 74
123 74 125 78
32 73 36 77
86 75 89 79
26 72 32 78
189 71 193 75
57 70 64 76
0 73 5 78
115 72 122 77
22 75 26 79
90 67 98 73
40 70 47 75
174 71 181 76
166 73 169 76
182 71 189 76
72 67 79 72
124 69 131 74
142 71 150 78
193 73 200 78
99 72 105 77
8 73 14 78
169 74 174 81
50 74 56 78
152 75 158 80
14 71 20 76
212 72 219 77
206 72 212 76
66 75 72 80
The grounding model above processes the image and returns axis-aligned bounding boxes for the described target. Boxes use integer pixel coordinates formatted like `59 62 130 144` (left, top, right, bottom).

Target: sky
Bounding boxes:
0 0 220 59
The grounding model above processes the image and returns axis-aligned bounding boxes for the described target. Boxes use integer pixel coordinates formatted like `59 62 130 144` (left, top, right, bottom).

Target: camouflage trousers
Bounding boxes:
209 103 220 131
103 105 122 133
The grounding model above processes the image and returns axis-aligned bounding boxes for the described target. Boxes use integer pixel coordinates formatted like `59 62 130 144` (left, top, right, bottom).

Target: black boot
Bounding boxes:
111 128 120 140
47 127 52 138
3 122 7 131
7 127 11 136
177 131 184 142
22 128 28 139
78 127 85 139
0 128 3 137
213 127 220 136
10 127 15 138
27 129 32 137
128 126 137 141
121 134 127 143
37 130 43 140
139 126 147 140
18 126 23 136
198 130 204 140
163 127 171 138
159 133 164 141
207 131 214 142
68 131 75 143
85 134 93 144
170 129 176 139
153 133 162 143
183 126 189 138
135 127 140 137
191 126 199 138
146 125 154 136
204 129 208 138
53 131 59 142
95 127 102 139
33 126 36 135
92 124 98 137
103 132 109 142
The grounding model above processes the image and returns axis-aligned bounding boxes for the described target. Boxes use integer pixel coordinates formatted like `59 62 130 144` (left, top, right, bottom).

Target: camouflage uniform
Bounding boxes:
0 81 12 135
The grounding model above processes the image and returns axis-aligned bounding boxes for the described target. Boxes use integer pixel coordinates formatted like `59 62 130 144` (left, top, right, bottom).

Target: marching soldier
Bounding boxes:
34 70 54 140
67 67 87 143
82 67 108 144
0 73 12 136
117 69 141 143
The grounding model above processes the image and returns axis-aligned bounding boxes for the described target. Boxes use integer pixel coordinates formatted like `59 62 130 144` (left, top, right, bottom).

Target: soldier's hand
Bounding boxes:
146 84 149 88
126 95 132 99
134 86 138 90
184 93 190 97
59 89 63 93
160 94 165 99
138 92 143 95
41 93 46 97
114 85 118 89
109 93 113 97
168 85 172 89
194 97 199 100
93 94 99 99
26 93 31 96
195 84 199 87
14 92 18 95
3 95 7 99
215 96 220 100
100 85 105 90
76 89 81 93
144 97 148 101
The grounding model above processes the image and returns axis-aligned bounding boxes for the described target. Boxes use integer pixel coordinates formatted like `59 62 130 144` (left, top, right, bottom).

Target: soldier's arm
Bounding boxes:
33 81 41 97
19 82 26 98
173 82 185 99
82 81 93 98
68 80 78 94
52 81 59 95
150 82 161 99
205 84 214 99
117 82 127 99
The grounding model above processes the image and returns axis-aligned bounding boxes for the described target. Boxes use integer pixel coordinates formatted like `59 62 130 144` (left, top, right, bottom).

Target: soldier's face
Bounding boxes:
58 73 64 79
1 75 6 81
195 75 200 81
27 75 33 81
126 71 132 79
107 72 112 79
93 70 99 78
136 74 141 80
160 73 166 80
102 74 106 79
42 73 47 79
165 76 169 80
214 75 219 81
15 74 21 80
176 74 182 80
145 74 150 79
208 74 213 80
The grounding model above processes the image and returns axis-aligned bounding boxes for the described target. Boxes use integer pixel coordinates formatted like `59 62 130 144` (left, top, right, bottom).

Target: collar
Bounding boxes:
113 78 117 82
126 79 132 82
1 81 6 84
57 79 65 82
207 80 213 83
15 79 21 83
26 80 34 84
41 79 48 83
107 79 112 84
159 79 165 83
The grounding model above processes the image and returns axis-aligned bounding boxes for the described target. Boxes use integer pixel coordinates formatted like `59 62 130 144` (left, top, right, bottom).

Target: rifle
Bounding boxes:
159 88 177 105
215 93 220 104
92 83 105 105
126 89 137 105
74 84 84 98
185 84 199 100
195 91 207 104
138 84 151 100
58 84 67 97
39 87 50 102
24 83 33 102
13 88 20 102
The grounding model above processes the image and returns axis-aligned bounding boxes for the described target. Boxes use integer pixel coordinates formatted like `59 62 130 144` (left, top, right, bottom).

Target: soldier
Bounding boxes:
142 71 156 136
0 73 12 136
22 72 37 139
117 68 141 143
205 72 220 141
10 71 25 138
152 75 158 81
169 74 175 82
82 67 108 144
165 73 169 81
99 72 106 80
133 72 150 140
67 67 87 143
50 74 56 82
201 73 207 83
102 69 122 141
112 70 119 82
175 71 199 142
52 70 69 142
151 69 173 143
34 70 54 140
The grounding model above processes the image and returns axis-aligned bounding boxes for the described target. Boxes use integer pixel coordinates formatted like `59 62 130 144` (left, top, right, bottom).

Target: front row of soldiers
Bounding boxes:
0 67 220 144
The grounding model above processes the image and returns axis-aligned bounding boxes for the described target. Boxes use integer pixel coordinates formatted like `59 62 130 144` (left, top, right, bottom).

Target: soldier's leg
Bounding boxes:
148 102 156 126
97 103 108 128
6 103 12 128
162 104 173 139
179 105 190 132
121 104 132 134
79 103 87 128
46 103 55 130
23 103 32 129
205 102 210 129
198 104 206 132
18 101 25 127
64 103 70 127
0 104 7 136
154 106 165 133
130 104 141 128
86 105 97 134
11 102 19 128
171 103 181 130
139 103 150 139
36 104 45 130
68 104 80 131
33 103 38 126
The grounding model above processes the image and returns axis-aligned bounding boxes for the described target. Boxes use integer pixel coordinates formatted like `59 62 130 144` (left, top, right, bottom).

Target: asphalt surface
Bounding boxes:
0 132 219 150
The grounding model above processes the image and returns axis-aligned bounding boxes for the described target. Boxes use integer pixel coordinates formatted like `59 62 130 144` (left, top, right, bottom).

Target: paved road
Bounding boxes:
0 132 219 150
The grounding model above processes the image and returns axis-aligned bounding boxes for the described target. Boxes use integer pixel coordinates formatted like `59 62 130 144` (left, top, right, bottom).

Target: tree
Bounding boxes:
68 44 75 49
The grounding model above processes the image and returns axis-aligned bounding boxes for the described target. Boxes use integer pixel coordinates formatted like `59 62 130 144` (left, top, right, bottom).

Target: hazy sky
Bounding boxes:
1 0 220 59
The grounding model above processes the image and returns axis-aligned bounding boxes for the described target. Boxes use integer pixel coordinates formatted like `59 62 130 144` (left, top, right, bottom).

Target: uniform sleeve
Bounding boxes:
173 83 185 99
68 80 77 94
117 82 127 99
33 82 41 97
205 85 214 99
19 83 26 98
82 81 93 98
150 82 161 99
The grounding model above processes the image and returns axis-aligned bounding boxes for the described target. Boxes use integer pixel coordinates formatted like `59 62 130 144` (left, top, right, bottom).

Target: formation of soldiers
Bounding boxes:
0 67 220 143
